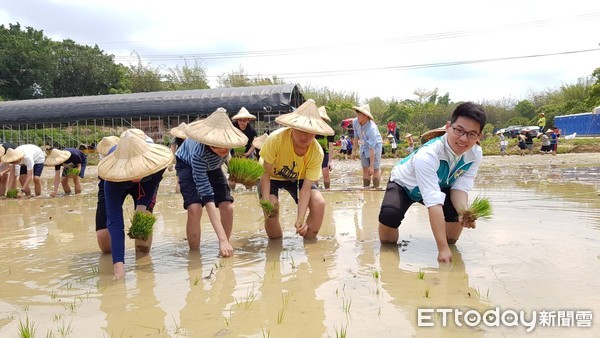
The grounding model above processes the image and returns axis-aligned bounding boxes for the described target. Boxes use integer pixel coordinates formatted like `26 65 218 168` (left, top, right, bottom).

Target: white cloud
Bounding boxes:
2 0 600 103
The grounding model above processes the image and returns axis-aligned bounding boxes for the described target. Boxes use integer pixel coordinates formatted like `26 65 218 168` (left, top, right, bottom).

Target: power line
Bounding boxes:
110 12 600 62
207 48 600 79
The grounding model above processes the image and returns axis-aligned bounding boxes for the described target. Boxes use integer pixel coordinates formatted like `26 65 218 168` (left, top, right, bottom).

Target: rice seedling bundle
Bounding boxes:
127 211 156 240
65 168 80 177
460 197 492 224
6 188 19 199
259 200 278 219
232 146 247 157
229 157 264 186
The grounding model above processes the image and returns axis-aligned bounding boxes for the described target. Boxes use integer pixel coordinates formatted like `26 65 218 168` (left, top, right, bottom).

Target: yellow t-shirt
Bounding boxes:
259 127 323 181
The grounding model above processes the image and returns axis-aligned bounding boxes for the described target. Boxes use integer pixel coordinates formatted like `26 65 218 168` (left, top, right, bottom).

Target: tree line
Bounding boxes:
1 23 599 137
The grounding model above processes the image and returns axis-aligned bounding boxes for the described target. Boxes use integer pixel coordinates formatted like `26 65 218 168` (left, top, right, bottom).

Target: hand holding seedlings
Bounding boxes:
295 221 308 236
259 200 279 219
459 197 492 228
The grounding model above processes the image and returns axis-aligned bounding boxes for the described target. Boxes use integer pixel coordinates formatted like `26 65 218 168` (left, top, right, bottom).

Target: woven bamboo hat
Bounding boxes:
185 108 248 148
97 136 120 157
231 107 257 121
1 148 24 163
405 133 413 138
275 99 334 136
0 145 4 158
252 133 269 150
352 104 374 120
98 130 173 182
44 149 71 166
420 126 447 143
318 106 331 123
170 122 187 139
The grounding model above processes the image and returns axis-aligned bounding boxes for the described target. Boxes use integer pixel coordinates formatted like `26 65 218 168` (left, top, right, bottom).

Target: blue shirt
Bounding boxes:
176 138 227 203
352 118 383 156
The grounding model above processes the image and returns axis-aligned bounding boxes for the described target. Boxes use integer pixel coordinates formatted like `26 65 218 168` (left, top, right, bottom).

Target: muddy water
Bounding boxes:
0 159 599 337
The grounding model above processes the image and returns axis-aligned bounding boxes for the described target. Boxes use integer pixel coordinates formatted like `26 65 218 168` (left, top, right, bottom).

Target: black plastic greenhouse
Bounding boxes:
0 84 305 147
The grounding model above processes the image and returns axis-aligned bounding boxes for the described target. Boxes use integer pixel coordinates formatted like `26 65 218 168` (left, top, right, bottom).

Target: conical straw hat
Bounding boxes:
420 126 447 143
252 133 269 150
170 122 187 139
44 149 71 166
318 106 331 123
0 145 4 157
185 108 248 148
352 104 374 120
275 99 334 136
405 133 413 138
1 148 24 163
98 130 173 182
97 136 120 157
231 107 257 121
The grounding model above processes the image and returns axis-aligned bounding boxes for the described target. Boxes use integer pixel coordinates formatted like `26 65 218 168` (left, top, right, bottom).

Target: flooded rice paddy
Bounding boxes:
0 156 599 337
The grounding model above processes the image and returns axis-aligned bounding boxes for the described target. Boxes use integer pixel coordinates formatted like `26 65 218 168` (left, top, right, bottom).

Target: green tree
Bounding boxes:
164 59 210 90
586 67 600 108
0 23 57 99
514 100 535 119
52 39 121 97
126 54 164 93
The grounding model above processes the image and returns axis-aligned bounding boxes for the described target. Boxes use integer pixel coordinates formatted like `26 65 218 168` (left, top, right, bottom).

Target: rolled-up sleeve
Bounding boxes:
414 151 446 208
451 150 482 193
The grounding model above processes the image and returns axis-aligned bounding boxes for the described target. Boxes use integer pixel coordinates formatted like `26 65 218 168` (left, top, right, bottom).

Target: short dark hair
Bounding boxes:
450 102 487 132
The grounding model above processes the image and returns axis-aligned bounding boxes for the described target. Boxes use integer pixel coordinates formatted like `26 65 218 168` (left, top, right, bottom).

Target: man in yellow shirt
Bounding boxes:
259 99 334 239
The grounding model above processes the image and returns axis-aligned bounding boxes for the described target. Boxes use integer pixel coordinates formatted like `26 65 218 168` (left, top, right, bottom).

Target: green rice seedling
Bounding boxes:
342 297 352 315
372 270 380 279
261 326 271 338
460 197 493 224
425 287 430 298
64 168 80 177
259 200 278 219
334 323 347 338
171 316 184 335
17 315 36 338
193 276 200 286
417 270 425 280
235 287 257 310
228 157 264 186
232 146 247 157
6 188 19 198
50 290 58 301
277 292 291 324
127 211 156 241
57 319 73 336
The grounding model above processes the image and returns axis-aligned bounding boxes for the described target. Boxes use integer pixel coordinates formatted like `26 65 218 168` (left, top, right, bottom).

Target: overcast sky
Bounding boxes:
2 0 599 103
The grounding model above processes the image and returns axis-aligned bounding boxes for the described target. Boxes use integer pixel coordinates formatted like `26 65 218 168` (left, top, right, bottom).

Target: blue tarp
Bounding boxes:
554 111 600 137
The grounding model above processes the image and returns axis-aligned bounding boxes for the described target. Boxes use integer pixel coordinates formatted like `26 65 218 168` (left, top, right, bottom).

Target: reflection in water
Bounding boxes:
1 165 600 337
98 255 167 337
379 245 486 337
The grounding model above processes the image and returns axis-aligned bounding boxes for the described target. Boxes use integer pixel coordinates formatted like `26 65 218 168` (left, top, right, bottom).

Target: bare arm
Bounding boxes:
295 178 313 236
205 202 233 257
428 204 452 263
51 169 61 197
260 162 273 201
21 170 34 195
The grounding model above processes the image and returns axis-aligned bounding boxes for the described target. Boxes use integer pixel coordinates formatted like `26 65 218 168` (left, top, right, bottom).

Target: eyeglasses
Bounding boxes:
451 125 480 140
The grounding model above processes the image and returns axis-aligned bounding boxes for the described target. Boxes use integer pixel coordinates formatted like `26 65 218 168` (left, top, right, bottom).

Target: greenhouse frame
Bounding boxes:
0 84 305 148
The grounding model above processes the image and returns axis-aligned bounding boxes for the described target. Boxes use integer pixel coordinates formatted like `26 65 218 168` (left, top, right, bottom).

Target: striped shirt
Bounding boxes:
176 139 227 200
